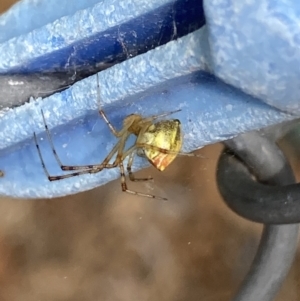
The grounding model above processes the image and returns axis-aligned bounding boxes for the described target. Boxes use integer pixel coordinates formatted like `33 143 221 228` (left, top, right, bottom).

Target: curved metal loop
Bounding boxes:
217 152 300 224
216 131 299 301
217 132 300 224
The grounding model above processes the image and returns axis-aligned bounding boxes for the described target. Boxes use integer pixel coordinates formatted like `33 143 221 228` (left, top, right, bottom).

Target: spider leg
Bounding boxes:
34 132 122 181
39 109 96 171
43 166 104 182
96 73 124 137
119 161 167 200
35 117 122 171
97 73 180 136
141 109 181 123
126 151 153 182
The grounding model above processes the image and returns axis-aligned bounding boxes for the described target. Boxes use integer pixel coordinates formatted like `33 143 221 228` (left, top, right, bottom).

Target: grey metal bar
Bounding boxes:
0 73 77 110
232 224 298 301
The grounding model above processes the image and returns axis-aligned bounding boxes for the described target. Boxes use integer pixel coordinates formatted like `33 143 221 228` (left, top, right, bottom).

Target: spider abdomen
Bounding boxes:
138 119 182 171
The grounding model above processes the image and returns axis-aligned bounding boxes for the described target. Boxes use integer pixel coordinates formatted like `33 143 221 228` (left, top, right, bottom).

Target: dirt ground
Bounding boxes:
0 142 299 301
0 2 300 301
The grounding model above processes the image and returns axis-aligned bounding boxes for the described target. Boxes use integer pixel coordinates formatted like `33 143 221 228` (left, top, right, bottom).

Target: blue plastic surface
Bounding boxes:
0 0 204 73
0 71 291 198
204 0 300 113
0 0 104 43
0 0 299 198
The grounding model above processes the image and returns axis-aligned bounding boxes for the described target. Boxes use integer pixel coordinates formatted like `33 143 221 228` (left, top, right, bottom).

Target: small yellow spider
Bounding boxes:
34 75 199 200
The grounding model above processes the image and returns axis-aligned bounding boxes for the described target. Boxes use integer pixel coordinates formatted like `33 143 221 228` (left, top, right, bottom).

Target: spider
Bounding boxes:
34 75 199 200
0 170 4 177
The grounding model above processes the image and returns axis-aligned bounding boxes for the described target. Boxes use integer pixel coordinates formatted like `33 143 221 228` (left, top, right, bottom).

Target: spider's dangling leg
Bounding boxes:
119 161 167 200
126 151 153 182
33 132 122 181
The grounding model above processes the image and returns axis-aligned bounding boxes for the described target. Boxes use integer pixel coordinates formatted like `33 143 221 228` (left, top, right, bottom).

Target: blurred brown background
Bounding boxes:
0 1 299 301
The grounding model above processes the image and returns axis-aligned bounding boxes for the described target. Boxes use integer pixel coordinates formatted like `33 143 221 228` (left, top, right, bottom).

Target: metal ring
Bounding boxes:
216 132 299 301
217 132 300 224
